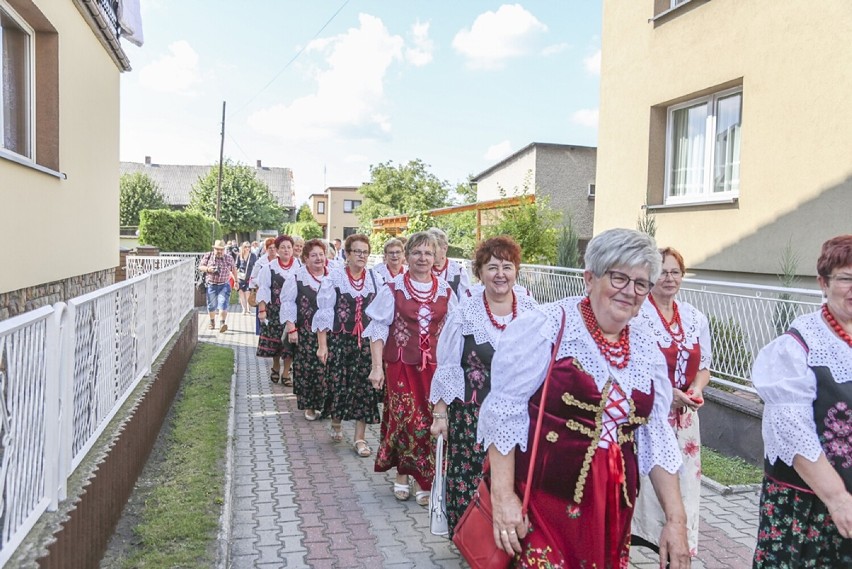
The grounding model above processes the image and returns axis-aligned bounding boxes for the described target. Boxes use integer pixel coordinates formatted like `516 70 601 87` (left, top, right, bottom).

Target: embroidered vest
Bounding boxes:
269 270 285 306
295 279 320 330
659 340 701 390
514 358 655 507
764 328 852 493
461 334 495 405
447 272 462 297
382 282 449 366
331 270 377 334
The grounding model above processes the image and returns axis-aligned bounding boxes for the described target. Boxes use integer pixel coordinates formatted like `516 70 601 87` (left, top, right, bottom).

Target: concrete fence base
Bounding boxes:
700 386 764 467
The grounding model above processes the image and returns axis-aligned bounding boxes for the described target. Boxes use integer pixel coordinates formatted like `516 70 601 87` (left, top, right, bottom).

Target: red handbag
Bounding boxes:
453 308 566 569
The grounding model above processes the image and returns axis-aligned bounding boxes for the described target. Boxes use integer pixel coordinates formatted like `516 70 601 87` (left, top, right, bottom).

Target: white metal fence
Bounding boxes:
0 258 194 567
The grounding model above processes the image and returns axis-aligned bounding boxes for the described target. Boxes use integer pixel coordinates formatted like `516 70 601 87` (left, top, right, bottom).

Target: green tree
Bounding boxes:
120 172 168 226
282 220 323 240
556 215 581 268
485 193 560 265
296 203 318 223
139 209 220 252
356 159 451 229
187 161 285 235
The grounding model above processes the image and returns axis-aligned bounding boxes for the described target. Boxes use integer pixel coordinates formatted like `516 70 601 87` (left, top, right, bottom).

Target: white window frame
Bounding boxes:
664 86 742 206
587 183 595 199
0 0 36 162
343 199 361 213
316 201 325 214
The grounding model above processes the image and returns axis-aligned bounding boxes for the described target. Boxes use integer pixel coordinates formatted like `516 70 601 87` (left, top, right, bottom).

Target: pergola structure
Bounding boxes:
371 194 534 242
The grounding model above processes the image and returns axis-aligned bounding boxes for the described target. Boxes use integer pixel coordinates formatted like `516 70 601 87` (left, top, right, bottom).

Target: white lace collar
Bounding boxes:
792 310 852 384
536 297 659 395
459 285 538 349
388 272 452 301
294 265 326 291
325 266 380 298
268 257 301 276
433 259 463 281
635 298 702 349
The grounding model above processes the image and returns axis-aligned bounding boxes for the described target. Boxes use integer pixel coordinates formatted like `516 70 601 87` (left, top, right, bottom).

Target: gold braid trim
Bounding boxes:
562 392 600 412
564 380 611 504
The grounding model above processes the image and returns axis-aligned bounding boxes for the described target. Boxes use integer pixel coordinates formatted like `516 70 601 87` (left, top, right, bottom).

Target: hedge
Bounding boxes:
139 209 222 252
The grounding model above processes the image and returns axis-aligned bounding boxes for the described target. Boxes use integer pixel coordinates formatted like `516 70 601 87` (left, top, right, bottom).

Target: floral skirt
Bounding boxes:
446 400 485 538
292 327 330 413
753 476 852 568
256 302 292 358
375 361 435 491
632 406 701 556
326 332 380 423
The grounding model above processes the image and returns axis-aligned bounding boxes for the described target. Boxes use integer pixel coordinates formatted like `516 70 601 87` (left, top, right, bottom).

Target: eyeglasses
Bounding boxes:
660 270 683 280
606 270 652 295
827 274 852 289
349 249 370 257
386 251 403 257
410 251 434 258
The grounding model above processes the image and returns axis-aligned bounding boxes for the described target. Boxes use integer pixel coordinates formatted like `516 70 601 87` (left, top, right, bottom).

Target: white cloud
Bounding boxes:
584 49 601 75
248 13 403 142
453 4 547 70
542 42 569 57
571 108 599 128
138 41 202 95
484 140 513 161
406 21 434 67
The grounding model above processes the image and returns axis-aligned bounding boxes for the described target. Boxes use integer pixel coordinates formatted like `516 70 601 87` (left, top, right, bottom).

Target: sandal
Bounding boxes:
393 482 410 501
330 423 343 442
415 490 430 507
208 322 216 330
353 439 372 457
304 410 319 421
281 376 293 387
270 369 280 384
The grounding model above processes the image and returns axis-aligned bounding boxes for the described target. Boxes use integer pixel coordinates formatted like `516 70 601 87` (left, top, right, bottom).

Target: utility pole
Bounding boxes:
216 101 226 222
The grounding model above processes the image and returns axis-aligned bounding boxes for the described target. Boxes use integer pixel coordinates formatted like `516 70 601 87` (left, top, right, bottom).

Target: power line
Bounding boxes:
228 0 351 120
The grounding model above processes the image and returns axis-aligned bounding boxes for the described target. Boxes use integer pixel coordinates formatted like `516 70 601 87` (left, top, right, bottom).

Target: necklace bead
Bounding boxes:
346 266 366 291
404 272 438 304
650 295 685 344
822 304 852 348
483 291 517 331
580 297 631 369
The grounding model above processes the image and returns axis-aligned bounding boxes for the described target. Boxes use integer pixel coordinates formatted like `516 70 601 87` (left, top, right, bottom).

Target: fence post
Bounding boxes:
143 274 154 375
57 302 76 502
44 304 63 511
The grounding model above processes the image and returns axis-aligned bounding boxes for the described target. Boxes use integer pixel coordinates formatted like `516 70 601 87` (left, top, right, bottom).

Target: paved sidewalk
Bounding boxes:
204 312 760 568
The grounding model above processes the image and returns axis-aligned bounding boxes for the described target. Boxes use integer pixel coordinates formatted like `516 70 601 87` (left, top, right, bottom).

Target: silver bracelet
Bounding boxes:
433 412 448 419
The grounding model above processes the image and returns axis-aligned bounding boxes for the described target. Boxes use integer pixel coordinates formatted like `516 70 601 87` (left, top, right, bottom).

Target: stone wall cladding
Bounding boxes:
0 269 115 322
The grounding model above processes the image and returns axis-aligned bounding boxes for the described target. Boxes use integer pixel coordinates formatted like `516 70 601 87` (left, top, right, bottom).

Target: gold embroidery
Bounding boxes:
571 357 586 374
546 431 559 443
562 392 600 412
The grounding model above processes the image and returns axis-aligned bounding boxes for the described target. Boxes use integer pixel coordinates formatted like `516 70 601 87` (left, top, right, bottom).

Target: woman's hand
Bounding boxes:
658 519 691 568
316 344 328 364
685 387 704 410
828 492 852 538
491 489 528 554
368 365 384 389
287 329 299 345
671 388 699 411
430 403 448 438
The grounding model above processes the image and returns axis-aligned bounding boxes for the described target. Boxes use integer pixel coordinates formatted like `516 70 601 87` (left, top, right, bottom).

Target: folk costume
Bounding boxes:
752 309 852 567
312 265 385 425
477 297 682 568
363 272 458 491
432 258 470 298
631 297 711 556
255 256 301 357
373 261 406 283
430 283 538 536
281 264 329 414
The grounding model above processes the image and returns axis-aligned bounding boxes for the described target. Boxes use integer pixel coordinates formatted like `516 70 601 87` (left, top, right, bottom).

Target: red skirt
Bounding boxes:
374 361 436 490
516 446 635 569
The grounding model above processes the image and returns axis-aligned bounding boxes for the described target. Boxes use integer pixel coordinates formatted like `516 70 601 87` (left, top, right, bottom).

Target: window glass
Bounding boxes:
714 92 742 194
317 201 325 214
669 102 708 198
343 199 361 213
0 5 32 158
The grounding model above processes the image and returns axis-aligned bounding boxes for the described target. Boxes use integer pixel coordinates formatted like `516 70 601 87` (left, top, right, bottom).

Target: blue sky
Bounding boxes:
120 1 602 206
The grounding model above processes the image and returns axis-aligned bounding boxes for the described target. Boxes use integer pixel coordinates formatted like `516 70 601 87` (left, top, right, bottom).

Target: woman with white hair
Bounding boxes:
428 227 470 298
476 228 691 568
373 237 406 282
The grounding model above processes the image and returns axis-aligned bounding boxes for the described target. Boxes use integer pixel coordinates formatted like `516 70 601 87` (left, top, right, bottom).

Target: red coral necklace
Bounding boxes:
580 297 631 369
278 257 294 270
823 303 852 348
307 266 327 286
432 259 449 280
483 291 517 331
649 295 685 344
346 266 366 291
404 272 438 303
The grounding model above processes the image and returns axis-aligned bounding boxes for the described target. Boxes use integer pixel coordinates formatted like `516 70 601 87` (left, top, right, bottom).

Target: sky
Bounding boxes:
119 1 602 207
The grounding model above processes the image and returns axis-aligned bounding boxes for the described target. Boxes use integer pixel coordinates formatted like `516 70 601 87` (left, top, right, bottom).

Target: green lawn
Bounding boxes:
121 344 233 568
701 447 763 487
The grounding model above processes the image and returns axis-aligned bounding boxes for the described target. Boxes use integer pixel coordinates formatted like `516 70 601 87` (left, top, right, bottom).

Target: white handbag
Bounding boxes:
430 434 449 537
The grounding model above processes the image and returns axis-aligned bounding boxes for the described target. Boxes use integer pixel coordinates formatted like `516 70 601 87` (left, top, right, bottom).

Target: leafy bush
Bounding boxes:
139 209 221 252
282 220 323 240
369 231 395 254
709 315 753 385
120 172 168 226
556 216 581 268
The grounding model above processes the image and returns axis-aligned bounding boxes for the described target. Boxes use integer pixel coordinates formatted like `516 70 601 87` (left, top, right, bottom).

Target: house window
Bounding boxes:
316 201 325 214
0 2 33 159
587 183 596 199
343 227 358 238
665 87 742 204
343 199 361 213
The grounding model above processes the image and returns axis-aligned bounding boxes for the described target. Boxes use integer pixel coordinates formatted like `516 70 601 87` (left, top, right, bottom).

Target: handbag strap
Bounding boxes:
521 306 566 512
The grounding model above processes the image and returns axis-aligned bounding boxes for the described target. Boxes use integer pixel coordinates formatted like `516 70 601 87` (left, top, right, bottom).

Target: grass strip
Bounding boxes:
702 447 763 487
122 343 233 569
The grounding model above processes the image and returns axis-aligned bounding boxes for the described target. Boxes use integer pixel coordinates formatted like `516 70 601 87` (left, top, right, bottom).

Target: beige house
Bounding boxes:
473 142 596 244
309 186 365 242
0 0 136 320
595 0 852 281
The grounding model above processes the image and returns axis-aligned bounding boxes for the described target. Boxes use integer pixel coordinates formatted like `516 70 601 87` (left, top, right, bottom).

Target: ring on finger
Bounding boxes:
509 529 517 534
500 529 508 535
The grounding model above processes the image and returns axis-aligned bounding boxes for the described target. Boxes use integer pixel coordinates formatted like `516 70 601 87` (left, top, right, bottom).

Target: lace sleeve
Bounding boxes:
430 309 465 404
362 285 395 343
753 334 823 465
457 270 471 300
312 279 337 332
697 310 712 369
255 264 272 304
477 308 552 455
635 350 683 476
279 276 298 325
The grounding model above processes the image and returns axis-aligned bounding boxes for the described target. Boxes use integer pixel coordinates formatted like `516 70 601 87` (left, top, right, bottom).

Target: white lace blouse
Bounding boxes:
255 258 302 304
312 266 385 332
279 265 326 325
373 262 406 282
433 259 471 298
753 310 852 467
362 273 458 343
430 285 539 405
477 297 683 477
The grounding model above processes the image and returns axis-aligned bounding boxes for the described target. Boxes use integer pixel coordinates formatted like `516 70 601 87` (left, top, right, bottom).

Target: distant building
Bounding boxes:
120 157 296 215
473 142 597 243
595 0 852 282
309 186 365 242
